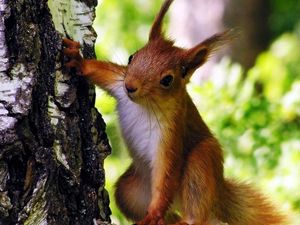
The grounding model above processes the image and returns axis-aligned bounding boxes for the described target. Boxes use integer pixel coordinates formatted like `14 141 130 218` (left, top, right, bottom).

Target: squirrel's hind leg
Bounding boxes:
115 164 151 222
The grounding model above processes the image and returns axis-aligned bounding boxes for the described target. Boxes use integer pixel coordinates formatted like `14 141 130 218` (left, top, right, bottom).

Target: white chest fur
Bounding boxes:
114 87 161 167
118 100 161 166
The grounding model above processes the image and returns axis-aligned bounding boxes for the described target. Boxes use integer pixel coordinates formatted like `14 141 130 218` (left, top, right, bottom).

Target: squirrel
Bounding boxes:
63 0 287 224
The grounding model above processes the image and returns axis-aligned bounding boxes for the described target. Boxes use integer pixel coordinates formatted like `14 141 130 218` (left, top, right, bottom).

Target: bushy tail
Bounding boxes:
217 179 287 225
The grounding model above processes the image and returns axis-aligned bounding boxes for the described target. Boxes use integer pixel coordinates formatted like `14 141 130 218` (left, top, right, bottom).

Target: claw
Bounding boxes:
62 38 83 74
168 223 189 225
158 218 165 225
65 60 79 69
135 211 165 225
63 48 82 60
62 38 80 49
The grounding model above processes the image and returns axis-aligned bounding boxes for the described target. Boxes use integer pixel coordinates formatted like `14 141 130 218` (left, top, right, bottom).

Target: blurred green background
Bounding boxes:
93 0 300 224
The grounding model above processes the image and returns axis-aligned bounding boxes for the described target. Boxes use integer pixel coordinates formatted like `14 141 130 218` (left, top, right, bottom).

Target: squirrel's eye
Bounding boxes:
160 74 174 88
128 55 133 64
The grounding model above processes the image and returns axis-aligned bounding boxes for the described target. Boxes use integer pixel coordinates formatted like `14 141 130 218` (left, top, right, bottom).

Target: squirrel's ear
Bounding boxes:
149 0 174 41
182 46 209 77
181 30 234 79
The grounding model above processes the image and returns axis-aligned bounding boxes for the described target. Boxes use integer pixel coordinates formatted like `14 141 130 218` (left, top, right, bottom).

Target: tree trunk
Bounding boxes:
0 0 111 225
223 0 270 70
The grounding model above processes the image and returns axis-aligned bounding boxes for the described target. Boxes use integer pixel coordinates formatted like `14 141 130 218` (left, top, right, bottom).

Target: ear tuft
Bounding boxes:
182 29 236 76
149 0 174 41
200 29 236 54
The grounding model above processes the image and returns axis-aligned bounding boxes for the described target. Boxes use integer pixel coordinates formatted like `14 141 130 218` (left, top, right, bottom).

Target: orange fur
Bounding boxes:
62 0 287 224
115 164 151 221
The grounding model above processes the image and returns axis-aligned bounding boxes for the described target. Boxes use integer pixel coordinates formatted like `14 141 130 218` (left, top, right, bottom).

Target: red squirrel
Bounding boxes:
63 0 287 224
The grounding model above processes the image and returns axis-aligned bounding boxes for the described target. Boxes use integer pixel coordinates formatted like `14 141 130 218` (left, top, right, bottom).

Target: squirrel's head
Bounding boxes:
116 0 231 105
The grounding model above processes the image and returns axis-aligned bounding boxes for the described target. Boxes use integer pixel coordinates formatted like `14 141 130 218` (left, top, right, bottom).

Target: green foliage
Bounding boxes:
94 0 162 61
269 0 300 39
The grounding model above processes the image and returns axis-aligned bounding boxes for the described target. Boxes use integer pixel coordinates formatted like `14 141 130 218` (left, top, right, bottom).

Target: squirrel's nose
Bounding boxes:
125 84 137 94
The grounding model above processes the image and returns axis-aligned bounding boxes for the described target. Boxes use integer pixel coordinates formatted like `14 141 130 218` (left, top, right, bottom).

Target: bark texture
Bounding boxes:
0 0 111 224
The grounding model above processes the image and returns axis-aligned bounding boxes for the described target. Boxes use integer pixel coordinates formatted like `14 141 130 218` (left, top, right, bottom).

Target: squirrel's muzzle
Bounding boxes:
125 84 138 94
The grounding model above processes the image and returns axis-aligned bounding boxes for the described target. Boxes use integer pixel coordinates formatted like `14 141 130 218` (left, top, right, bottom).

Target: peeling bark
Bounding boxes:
0 0 111 225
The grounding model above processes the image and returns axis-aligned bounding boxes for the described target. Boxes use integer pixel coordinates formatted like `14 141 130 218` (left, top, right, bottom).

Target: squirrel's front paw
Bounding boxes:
62 38 83 74
134 210 165 225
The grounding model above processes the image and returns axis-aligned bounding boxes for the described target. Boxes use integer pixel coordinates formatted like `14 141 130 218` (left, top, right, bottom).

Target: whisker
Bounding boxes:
145 98 153 148
99 66 126 77
148 99 163 135
149 96 172 127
